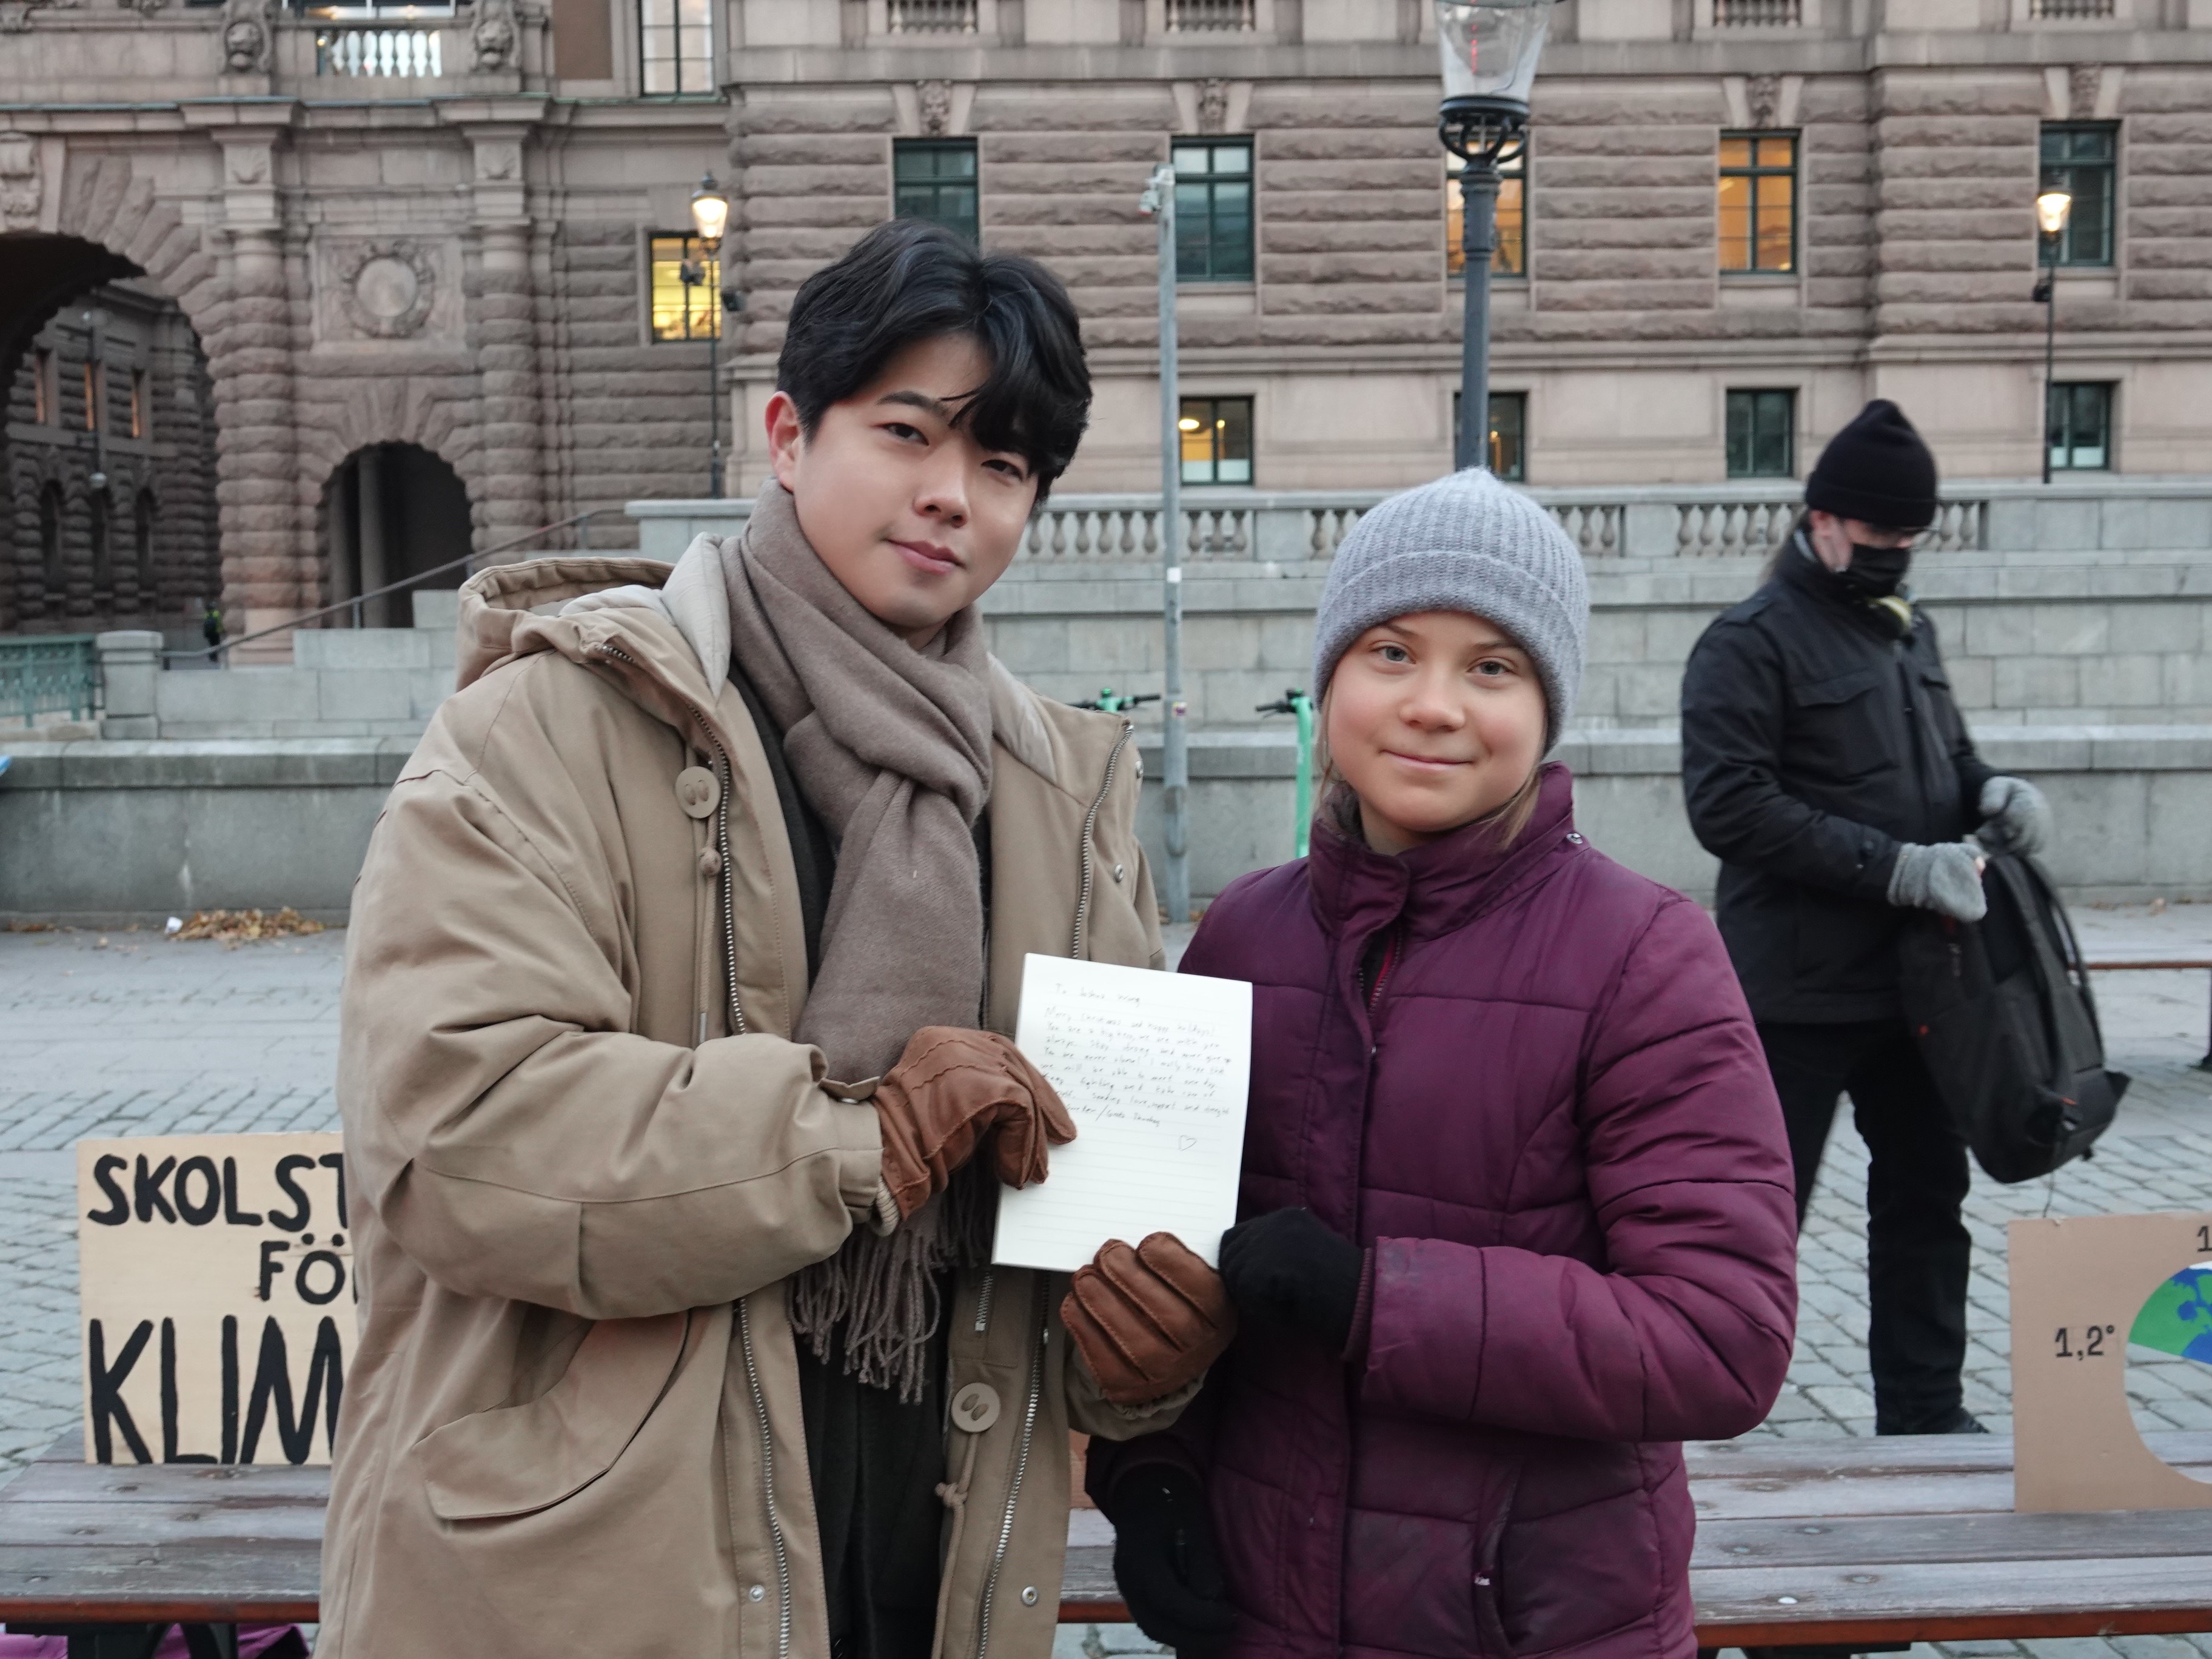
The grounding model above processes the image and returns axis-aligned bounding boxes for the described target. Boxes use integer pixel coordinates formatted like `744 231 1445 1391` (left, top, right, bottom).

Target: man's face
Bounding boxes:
765 333 1039 646
1806 509 1918 573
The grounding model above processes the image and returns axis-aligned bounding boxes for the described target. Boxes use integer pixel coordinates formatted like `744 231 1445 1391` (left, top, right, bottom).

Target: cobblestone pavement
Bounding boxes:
5 909 2212 1659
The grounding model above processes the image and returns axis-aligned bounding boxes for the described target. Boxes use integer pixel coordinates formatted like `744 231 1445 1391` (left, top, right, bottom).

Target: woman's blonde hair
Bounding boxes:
1309 680 1546 854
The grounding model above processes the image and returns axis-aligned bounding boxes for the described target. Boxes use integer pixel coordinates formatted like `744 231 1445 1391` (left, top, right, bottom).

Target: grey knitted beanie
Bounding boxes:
1311 469 1589 746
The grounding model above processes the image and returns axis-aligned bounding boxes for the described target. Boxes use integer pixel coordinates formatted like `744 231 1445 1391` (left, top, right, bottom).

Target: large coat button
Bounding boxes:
950 1382 1001 1433
675 765 720 819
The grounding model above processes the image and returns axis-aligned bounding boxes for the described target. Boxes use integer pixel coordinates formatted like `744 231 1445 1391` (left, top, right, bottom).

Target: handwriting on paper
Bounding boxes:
993 954 1252 1275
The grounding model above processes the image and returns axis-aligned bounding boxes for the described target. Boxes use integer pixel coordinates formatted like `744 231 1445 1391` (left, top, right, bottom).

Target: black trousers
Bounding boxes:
1757 1019 1972 1435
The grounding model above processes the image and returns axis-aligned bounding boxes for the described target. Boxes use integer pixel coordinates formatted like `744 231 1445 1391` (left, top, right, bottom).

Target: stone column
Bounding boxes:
95 629 163 740
459 116 545 554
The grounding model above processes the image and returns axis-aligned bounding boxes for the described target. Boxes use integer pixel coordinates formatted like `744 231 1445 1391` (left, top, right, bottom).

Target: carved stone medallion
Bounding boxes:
338 241 438 339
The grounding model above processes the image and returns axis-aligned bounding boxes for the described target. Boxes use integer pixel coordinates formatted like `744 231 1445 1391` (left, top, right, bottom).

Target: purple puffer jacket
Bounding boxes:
1092 765 1797 1659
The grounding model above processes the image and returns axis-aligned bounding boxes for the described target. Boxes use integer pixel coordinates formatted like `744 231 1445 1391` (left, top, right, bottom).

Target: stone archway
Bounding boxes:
321 442 475 628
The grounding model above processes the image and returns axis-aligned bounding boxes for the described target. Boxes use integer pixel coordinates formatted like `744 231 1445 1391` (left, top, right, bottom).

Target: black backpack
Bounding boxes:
1897 850 2127 1184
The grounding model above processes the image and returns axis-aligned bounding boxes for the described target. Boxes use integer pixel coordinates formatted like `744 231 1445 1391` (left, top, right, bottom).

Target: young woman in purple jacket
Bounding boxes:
1085 470 1801 1659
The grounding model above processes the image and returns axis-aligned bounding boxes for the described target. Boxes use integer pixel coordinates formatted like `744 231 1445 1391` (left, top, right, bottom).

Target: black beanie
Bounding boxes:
1805 399 1939 531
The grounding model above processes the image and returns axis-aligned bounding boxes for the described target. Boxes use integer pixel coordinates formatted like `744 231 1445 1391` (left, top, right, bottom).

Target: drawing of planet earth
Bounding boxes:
2130 1261 2212 1362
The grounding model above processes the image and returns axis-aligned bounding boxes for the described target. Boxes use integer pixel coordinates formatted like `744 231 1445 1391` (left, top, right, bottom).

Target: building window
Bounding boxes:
1447 147 1527 278
136 489 158 592
129 370 147 440
1173 141 1253 283
1179 396 1252 484
1718 133 1797 274
1726 389 1796 477
2040 124 2117 268
648 234 722 342
82 360 99 431
2048 381 2113 471
32 349 52 426
38 483 62 586
894 139 980 245
1452 391 1529 481
640 0 711 95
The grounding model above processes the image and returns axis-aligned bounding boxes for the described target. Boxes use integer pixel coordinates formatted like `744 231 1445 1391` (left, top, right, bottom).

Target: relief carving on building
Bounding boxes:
1746 73 1780 130
333 240 440 340
1198 77 1230 133
2070 63 2102 121
472 0 518 71
917 79 954 136
0 132 41 229
222 0 272 72
0 0 76 34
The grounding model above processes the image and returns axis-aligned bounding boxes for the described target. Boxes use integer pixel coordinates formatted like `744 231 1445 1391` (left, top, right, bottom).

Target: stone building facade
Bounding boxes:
1 0 2206 642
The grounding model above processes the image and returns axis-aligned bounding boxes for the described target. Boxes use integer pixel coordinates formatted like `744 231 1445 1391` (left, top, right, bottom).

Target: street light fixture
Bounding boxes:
2033 188 2072 485
685 172 732 497
1436 0 1553 473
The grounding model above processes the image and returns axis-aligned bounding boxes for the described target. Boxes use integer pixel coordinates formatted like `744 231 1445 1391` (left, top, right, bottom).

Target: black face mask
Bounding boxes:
1837 540 1914 598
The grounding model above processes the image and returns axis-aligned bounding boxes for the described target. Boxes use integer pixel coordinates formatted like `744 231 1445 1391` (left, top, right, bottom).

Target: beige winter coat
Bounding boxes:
322 549 1173 1659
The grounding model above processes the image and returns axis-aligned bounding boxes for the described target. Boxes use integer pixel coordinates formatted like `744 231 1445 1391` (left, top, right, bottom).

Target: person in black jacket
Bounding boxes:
1680 400 2051 1435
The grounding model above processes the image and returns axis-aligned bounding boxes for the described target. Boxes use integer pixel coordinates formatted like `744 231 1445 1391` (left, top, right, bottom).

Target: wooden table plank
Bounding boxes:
1684 1432 2212 1481
1693 1509 2212 1570
0 1503 326 1549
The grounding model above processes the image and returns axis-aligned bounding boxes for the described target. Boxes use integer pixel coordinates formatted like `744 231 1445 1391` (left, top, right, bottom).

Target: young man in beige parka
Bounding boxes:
322 222 1235 1659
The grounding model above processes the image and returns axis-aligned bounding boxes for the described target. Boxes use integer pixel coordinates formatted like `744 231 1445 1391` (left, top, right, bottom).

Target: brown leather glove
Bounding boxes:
872 1027 1077 1221
1062 1233 1236 1407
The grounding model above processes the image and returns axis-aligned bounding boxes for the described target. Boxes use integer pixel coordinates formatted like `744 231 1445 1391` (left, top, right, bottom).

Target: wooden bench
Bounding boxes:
5 1430 2212 1652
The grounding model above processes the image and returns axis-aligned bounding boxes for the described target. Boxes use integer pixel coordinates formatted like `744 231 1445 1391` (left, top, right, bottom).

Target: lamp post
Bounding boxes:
686 172 732 498
1436 0 1553 473
1138 161 1190 924
2033 188 2073 486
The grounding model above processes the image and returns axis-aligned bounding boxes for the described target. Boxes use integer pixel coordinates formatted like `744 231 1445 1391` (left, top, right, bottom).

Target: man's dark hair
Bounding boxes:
777 220 1091 504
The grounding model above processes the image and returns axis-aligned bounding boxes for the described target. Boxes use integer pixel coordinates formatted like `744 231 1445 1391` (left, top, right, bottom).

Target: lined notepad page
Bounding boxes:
992 953 1253 1274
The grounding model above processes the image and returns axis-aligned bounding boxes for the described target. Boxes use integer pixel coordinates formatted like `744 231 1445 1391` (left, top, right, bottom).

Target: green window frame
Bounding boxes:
1726 388 1796 478
2040 124 2117 269
1446 147 1527 279
1718 132 1797 275
640 0 712 95
1179 395 1253 485
647 234 721 342
1173 141 1254 283
2048 381 2113 472
894 139 981 245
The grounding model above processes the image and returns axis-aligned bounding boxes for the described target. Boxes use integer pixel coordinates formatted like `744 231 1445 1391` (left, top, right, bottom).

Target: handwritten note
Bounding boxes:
993 953 1252 1273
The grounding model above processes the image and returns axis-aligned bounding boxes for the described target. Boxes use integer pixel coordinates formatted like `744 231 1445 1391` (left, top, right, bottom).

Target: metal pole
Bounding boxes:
1148 163 1191 925
2040 236 2057 486
708 304 724 499
1455 159 1499 473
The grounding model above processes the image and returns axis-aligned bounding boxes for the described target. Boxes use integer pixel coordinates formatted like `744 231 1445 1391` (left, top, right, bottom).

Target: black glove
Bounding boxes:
1218 1207 1365 1353
1107 1466 1235 1657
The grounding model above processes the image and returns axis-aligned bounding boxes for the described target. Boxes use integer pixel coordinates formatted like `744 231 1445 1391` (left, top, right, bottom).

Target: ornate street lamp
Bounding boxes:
1437 0 1553 472
685 172 733 497
2033 188 2072 486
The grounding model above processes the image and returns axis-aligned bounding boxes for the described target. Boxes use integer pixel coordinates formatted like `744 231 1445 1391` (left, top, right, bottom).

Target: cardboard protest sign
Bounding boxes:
78 1133 353 1466
2010 1212 2212 1513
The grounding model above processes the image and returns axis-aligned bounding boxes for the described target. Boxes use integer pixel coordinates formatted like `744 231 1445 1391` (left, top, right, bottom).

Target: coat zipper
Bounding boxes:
973 1301 1049 1658
1366 927 1403 1013
1069 720 1133 960
737 1297 793 1659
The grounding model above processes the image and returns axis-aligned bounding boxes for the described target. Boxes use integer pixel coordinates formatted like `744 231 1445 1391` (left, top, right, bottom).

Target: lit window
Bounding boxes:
1446 147 1527 278
1173 141 1253 283
2048 381 2113 471
32 349 52 426
82 361 98 432
1726 389 1796 477
130 370 147 440
1719 133 1797 274
894 139 980 245
1179 396 1252 485
648 234 721 342
640 0 712 95
2040 124 2117 268
1452 391 1527 480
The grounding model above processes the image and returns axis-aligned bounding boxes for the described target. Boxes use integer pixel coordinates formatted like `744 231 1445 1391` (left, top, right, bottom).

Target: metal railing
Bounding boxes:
315 26 444 75
1165 0 1254 28
1712 0 1801 22
886 0 976 30
165 508 629 664
0 635 99 727
2028 0 2114 15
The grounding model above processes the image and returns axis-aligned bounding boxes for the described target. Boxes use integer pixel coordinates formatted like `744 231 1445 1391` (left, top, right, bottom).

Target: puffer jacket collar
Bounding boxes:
1305 762 1580 945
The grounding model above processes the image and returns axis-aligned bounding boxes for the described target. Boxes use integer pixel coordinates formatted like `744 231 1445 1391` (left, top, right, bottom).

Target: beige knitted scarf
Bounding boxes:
721 482 996 1399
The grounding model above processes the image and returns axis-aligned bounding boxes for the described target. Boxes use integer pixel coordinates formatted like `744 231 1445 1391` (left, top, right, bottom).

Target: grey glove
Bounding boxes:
1978 775 2051 857
1887 842 1989 923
